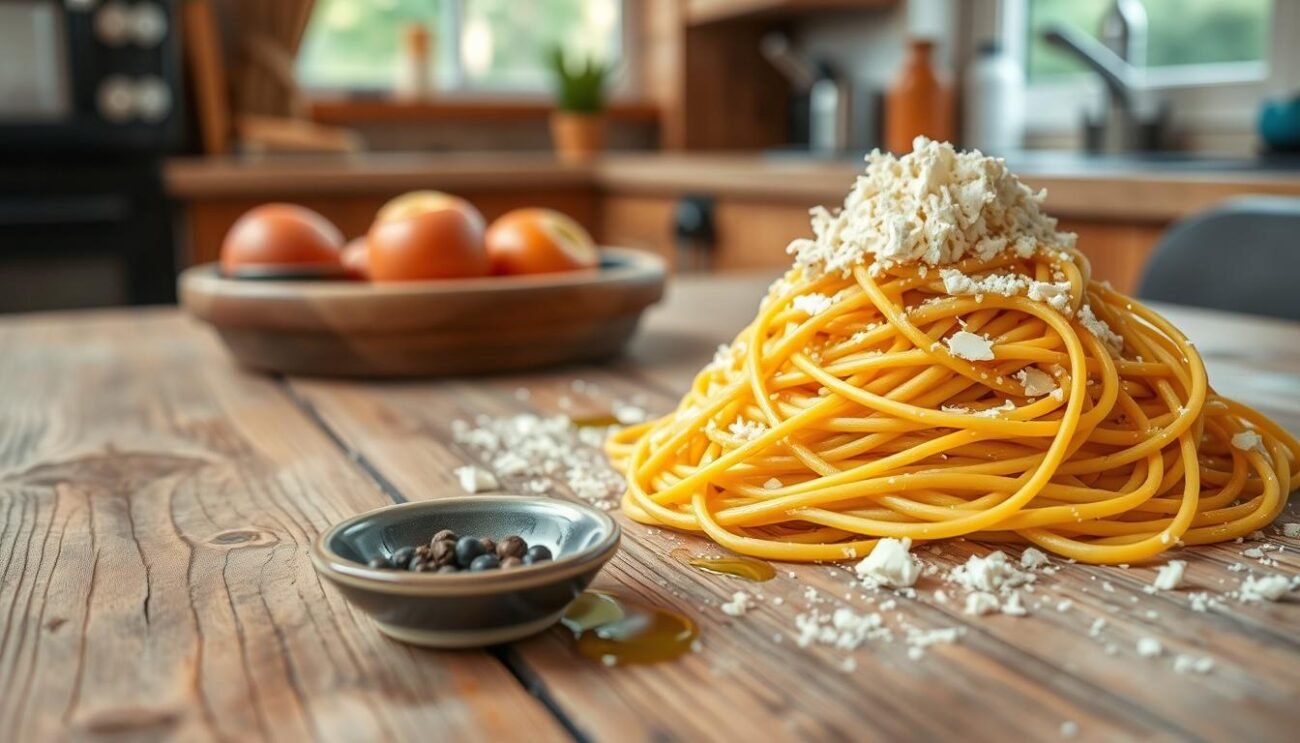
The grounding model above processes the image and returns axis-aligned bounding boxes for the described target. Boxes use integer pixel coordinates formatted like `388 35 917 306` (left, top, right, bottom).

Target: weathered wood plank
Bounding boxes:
287 274 1300 742
0 311 567 742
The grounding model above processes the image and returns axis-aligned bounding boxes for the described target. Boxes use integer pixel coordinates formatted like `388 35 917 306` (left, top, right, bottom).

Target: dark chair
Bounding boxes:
1137 196 1300 321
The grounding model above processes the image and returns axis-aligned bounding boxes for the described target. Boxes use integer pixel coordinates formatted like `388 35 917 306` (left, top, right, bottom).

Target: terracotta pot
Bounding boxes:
550 111 606 162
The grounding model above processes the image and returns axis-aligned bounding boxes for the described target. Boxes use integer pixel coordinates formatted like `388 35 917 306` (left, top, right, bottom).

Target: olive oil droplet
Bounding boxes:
561 591 697 666
569 413 622 428
671 548 776 582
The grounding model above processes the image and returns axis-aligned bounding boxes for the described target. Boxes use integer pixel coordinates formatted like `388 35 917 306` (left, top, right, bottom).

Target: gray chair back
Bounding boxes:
1137 196 1300 321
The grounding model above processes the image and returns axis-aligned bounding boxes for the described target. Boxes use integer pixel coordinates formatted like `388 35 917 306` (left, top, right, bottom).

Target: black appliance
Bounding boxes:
0 0 183 312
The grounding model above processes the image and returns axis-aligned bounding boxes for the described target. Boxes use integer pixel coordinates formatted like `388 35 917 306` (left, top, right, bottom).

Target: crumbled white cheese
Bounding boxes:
763 477 784 490
727 418 768 442
946 331 995 361
1136 637 1163 658
1015 368 1058 398
939 268 1073 314
854 537 923 588
1077 304 1124 353
721 591 756 616
787 137 1075 277
1149 560 1187 592
1240 574 1293 602
964 592 1001 616
1001 591 1028 617
1060 721 1079 738
1088 618 1107 638
1231 430 1264 452
451 414 625 509
1173 655 1215 674
1282 523 1300 538
454 465 499 494
1020 546 1051 570
791 292 835 316
949 551 1035 593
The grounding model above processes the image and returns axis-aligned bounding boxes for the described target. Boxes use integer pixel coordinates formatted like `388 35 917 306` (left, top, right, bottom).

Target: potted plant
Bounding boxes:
548 47 610 162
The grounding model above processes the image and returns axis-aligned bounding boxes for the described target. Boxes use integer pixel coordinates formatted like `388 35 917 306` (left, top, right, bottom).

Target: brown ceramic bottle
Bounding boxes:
885 39 955 154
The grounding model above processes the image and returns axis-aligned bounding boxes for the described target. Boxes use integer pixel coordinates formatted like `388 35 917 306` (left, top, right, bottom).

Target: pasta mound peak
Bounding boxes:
788 137 1077 277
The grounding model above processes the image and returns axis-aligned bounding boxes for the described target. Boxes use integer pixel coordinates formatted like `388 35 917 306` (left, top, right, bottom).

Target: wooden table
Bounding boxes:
3 274 1299 742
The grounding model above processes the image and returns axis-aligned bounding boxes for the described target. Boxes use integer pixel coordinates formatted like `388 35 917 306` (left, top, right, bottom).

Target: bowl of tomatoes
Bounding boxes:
179 192 666 377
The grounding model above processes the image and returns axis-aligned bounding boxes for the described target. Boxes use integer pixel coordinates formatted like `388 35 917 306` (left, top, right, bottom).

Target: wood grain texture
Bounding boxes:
0 311 566 741
285 274 1300 742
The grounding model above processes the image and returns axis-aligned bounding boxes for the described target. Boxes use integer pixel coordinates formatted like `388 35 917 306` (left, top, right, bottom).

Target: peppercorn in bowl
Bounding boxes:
311 496 620 648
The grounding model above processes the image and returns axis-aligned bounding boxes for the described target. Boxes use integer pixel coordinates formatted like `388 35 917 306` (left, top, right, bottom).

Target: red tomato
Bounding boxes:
367 191 490 281
220 203 344 276
341 237 370 280
485 208 599 275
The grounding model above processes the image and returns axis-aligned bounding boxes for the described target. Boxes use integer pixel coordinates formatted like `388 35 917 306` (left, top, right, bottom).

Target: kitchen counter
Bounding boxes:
166 151 1300 222
3 274 1299 740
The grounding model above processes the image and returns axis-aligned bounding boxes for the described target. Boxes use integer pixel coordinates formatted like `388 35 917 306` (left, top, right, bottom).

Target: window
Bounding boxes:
1026 0 1271 82
297 0 625 94
973 0 1299 136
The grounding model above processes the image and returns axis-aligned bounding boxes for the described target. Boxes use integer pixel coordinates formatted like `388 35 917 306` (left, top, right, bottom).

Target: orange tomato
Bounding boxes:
367 191 489 281
220 203 344 275
341 237 370 280
485 208 599 275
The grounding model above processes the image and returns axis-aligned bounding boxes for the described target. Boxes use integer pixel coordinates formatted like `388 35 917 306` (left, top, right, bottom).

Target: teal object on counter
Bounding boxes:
1259 95 1300 152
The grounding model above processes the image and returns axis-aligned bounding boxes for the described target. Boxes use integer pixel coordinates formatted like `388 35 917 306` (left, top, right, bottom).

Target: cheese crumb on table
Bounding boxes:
854 537 923 588
1240 574 1294 602
1173 655 1216 674
1020 546 1051 569
454 465 499 494
721 591 756 617
1148 560 1187 592
1136 637 1163 658
1282 522 1300 538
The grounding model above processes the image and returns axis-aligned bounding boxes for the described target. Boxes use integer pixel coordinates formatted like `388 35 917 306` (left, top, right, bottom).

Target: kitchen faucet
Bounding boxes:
1041 22 1169 153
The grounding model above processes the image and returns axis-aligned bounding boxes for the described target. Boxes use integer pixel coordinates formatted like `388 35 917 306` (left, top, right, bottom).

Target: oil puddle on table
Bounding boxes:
561 591 697 666
670 548 776 582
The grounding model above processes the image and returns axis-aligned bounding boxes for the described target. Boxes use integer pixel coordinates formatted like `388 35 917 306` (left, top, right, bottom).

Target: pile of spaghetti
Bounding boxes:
607 138 1300 564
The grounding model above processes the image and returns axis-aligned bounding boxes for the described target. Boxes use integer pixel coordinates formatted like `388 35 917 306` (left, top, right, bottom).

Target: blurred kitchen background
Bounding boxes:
2 0 1299 316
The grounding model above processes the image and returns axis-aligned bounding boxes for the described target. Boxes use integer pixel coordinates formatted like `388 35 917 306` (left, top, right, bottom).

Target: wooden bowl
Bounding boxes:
179 247 666 377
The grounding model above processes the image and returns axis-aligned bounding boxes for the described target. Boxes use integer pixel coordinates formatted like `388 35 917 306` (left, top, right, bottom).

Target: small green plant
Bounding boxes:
548 46 610 114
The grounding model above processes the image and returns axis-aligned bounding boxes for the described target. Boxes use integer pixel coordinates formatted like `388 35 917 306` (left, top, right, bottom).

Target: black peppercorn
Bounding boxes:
455 536 487 567
469 553 501 571
497 535 527 560
523 545 553 564
500 556 523 569
431 539 456 567
431 529 458 545
366 555 389 570
408 557 429 572
391 546 416 569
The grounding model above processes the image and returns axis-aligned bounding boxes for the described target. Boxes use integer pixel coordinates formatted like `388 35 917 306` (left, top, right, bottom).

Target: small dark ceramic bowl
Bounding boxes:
311 496 620 648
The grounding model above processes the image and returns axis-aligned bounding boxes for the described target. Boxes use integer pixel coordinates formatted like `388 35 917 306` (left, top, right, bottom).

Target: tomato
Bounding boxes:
220 203 344 276
367 191 489 281
485 208 599 275
341 237 370 280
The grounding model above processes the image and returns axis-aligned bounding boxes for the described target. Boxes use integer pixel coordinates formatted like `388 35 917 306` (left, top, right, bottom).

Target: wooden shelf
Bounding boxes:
686 0 896 26
308 98 661 126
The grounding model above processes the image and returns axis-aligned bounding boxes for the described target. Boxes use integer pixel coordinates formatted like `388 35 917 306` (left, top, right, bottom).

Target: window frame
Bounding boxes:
297 0 637 102
972 0 1299 136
